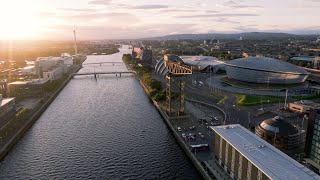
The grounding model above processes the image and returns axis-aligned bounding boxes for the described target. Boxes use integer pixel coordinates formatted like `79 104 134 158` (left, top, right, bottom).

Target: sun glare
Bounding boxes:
0 1 42 40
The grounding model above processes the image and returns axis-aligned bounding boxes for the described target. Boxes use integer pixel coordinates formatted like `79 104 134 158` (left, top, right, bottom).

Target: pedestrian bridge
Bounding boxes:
82 62 123 66
72 71 134 78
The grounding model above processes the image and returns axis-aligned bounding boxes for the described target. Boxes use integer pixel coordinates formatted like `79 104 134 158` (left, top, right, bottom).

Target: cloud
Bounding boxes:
89 0 112 5
46 23 197 40
57 8 97 13
175 13 258 18
132 5 169 9
230 5 263 9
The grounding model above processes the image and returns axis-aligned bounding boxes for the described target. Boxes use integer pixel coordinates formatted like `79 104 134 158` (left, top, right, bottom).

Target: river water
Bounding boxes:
0 46 201 179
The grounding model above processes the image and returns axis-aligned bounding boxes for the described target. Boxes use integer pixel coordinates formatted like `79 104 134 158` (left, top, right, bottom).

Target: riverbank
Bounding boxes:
0 65 82 161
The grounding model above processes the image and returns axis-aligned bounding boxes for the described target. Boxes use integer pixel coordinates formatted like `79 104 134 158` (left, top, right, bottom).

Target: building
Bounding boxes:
155 55 225 76
255 116 305 149
43 67 64 81
8 79 50 96
0 95 15 128
211 124 319 180
290 56 320 68
225 57 309 84
305 109 320 173
35 54 73 77
289 100 320 114
132 47 152 66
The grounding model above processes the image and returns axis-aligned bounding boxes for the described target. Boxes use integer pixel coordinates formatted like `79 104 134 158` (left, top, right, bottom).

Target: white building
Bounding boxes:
43 67 64 81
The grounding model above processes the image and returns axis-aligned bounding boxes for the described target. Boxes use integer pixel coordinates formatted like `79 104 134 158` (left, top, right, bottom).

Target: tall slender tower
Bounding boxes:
73 30 78 56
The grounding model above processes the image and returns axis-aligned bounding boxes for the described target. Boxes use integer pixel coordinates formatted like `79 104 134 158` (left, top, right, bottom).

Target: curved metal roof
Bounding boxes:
226 57 309 75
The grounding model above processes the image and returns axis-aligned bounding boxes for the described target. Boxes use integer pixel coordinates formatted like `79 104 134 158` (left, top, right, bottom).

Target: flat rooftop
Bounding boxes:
211 124 320 180
0 98 15 107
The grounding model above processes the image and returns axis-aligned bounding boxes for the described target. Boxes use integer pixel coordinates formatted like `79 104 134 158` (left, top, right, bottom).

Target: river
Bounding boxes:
0 46 201 179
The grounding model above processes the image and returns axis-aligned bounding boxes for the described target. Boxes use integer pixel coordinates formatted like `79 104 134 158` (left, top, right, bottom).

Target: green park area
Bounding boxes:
237 94 320 106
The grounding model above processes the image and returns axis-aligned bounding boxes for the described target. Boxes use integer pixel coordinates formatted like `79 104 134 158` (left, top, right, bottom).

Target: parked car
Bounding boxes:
189 126 195 130
182 133 186 138
198 132 205 139
177 127 182 131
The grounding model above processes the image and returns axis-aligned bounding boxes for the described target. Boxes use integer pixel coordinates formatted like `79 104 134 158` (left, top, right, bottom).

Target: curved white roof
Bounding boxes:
180 56 225 70
226 57 308 75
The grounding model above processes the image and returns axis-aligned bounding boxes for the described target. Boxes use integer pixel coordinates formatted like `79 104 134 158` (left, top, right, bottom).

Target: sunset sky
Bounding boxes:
0 0 319 40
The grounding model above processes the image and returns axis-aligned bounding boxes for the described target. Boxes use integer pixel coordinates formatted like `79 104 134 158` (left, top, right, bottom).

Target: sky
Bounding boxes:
0 0 319 40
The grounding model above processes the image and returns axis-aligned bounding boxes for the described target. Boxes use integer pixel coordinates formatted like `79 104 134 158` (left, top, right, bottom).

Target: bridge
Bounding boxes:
82 62 123 66
72 71 134 79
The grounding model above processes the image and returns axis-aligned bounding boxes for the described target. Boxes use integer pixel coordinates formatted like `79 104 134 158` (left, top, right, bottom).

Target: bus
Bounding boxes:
190 144 210 152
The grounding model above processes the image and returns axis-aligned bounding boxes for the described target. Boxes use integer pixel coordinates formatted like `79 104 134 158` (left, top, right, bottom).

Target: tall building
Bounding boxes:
305 109 320 173
211 124 319 180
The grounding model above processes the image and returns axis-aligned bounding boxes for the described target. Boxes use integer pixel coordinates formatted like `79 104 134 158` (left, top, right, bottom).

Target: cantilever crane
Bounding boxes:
164 54 192 117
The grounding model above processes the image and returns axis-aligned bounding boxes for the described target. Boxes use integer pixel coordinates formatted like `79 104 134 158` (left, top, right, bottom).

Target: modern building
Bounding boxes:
305 109 320 173
132 47 152 66
35 54 73 77
255 116 305 149
155 55 225 76
290 56 320 67
0 95 16 128
211 124 319 180
225 57 309 84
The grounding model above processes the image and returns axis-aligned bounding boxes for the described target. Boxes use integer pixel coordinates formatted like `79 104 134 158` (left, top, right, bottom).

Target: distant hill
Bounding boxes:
140 32 315 40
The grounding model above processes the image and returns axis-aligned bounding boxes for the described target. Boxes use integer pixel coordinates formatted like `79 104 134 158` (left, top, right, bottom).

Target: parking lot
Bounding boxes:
170 101 225 162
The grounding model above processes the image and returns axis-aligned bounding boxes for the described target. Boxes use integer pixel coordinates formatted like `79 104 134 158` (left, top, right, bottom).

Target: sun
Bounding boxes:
0 1 42 40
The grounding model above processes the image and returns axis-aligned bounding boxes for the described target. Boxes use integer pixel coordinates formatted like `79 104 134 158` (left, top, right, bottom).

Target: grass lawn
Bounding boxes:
237 94 320 106
237 95 284 106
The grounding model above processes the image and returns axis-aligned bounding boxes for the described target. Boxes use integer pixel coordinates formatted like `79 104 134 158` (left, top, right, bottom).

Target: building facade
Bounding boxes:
211 124 319 180
0 95 15 128
305 109 320 173
43 67 64 81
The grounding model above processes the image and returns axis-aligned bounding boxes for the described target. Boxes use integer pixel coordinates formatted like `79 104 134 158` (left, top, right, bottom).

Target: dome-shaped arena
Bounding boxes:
225 57 309 84
255 116 303 149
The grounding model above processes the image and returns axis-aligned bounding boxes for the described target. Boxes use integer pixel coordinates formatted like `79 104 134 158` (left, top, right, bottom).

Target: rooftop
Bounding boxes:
0 98 15 108
211 124 320 180
226 57 308 75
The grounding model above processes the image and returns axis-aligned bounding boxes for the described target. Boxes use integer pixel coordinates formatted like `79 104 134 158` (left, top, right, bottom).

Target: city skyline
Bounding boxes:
1 0 320 40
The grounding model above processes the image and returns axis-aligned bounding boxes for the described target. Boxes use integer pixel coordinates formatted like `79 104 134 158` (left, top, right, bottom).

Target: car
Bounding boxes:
189 126 195 130
190 135 195 140
213 123 221 126
202 118 208 123
198 133 205 139
214 117 218 121
182 133 186 138
210 122 215 126
177 127 182 131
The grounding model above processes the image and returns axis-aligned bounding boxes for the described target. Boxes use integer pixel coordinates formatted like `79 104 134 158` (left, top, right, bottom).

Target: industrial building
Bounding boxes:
8 78 50 96
225 57 309 84
0 95 16 128
255 116 305 149
211 124 319 180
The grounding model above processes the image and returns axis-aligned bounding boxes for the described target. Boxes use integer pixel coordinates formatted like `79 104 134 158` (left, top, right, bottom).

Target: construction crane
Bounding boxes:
164 54 192 117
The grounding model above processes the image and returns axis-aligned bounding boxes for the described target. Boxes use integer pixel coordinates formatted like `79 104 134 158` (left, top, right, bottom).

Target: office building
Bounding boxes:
211 124 319 180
